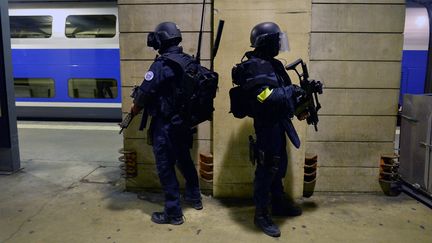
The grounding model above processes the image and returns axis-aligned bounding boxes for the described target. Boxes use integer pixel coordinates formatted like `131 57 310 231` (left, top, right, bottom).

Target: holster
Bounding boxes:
249 134 281 174
256 149 280 174
146 117 154 146
248 135 257 165
270 156 280 174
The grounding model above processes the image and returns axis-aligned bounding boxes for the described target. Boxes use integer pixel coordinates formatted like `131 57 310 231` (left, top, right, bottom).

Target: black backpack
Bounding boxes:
162 53 219 127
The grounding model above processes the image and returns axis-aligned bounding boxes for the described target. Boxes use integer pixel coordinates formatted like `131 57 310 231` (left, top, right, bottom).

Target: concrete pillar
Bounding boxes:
212 0 312 198
308 0 405 192
118 0 213 191
0 0 20 173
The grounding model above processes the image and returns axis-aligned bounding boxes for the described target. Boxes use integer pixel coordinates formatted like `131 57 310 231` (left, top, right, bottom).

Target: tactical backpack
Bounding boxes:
162 53 218 127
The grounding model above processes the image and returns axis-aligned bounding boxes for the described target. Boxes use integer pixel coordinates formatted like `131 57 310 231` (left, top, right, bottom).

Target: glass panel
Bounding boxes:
65 15 116 38
10 16 52 38
14 78 55 98
68 78 118 99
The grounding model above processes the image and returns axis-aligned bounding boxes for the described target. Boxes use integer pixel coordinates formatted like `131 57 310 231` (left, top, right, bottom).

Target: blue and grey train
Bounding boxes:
400 4 430 104
9 2 121 120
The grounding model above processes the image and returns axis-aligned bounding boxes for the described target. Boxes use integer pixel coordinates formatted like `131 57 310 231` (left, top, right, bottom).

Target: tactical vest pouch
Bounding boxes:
229 86 251 119
190 65 218 126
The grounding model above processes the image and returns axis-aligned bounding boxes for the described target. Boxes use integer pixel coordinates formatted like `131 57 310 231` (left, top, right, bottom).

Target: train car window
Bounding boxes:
65 15 116 38
68 78 118 99
10 16 53 38
14 78 55 98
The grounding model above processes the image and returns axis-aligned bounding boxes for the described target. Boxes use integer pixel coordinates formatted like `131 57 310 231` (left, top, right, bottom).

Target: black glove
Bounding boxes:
310 80 323 94
291 85 310 120
292 84 307 106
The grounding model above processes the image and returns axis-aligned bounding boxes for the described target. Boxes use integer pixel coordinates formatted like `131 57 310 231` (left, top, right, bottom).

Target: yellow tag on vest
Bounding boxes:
257 87 273 103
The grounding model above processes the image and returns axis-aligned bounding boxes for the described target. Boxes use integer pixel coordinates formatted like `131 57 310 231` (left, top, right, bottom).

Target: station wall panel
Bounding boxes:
311 33 403 61
318 89 399 116
312 4 404 33
307 116 397 142
119 4 211 32
310 61 401 89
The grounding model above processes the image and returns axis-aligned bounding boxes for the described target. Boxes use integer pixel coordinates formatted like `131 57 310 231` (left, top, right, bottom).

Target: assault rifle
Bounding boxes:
119 86 139 134
285 59 323 131
118 113 133 135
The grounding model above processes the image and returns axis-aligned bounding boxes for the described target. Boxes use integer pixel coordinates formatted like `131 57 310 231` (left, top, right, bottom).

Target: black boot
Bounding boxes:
184 197 203 210
254 208 281 237
272 197 302 217
151 212 184 225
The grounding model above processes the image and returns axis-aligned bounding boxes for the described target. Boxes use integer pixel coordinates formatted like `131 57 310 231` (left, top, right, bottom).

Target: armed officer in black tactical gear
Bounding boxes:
231 22 307 237
130 22 202 225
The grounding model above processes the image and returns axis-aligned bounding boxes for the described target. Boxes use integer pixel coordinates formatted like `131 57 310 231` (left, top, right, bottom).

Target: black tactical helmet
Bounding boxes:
147 22 182 50
250 22 281 48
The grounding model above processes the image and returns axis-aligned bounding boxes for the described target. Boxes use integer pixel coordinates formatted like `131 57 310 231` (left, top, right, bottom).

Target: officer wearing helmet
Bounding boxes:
130 22 202 225
231 22 306 237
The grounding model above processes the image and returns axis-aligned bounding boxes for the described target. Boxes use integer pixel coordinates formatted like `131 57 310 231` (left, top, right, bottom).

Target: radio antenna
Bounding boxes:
196 0 206 63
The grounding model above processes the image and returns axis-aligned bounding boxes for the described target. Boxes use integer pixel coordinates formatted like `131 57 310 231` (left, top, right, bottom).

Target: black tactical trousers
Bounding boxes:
253 122 288 209
151 117 201 217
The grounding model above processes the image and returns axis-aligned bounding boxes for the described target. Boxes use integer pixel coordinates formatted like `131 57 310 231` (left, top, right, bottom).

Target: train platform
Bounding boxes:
0 121 431 243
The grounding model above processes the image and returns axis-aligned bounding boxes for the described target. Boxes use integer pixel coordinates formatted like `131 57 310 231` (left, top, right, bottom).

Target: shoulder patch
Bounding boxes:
144 71 154 81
